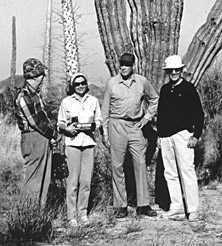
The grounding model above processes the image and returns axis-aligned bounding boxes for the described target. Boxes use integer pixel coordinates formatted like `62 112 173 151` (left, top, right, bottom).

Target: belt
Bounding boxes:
110 117 142 122
122 117 142 122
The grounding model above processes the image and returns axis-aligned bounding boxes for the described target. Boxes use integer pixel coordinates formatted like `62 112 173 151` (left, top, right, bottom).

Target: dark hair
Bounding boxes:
66 75 89 96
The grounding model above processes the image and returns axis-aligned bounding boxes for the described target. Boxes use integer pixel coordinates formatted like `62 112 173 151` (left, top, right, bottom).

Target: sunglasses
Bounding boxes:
74 81 87 86
166 68 182 74
120 61 134 67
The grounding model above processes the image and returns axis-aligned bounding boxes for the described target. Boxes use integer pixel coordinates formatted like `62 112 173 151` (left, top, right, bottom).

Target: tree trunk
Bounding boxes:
10 16 16 89
61 0 80 80
183 0 222 87
95 0 183 90
42 0 52 102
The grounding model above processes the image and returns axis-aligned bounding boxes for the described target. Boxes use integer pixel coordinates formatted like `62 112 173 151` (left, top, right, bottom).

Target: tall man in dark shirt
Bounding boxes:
102 53 159 218
15 58 60 206
157 55 204 221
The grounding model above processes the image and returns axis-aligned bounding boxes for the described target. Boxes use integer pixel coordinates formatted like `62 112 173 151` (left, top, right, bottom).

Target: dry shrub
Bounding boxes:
0 87 17 124
89 132 112 211
198 61 222 127
195 62 222 184
6 197 55 245
0 114 23 207
196 114 222 184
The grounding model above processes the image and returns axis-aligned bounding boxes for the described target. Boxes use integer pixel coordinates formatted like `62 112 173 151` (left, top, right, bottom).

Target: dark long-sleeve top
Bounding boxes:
15 81 58 140
157 79 204 139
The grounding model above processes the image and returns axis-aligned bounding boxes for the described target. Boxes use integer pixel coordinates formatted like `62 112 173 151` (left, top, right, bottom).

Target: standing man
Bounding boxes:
102 52 159 218
15 58 60 207
157 55 204 221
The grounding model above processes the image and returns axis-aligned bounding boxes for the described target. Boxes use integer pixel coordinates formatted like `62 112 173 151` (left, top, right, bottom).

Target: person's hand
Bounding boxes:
187 136 198 148
50 133 62 147
102 134 110 149
66 123 78 137
135 118 149 129
50 138 57 147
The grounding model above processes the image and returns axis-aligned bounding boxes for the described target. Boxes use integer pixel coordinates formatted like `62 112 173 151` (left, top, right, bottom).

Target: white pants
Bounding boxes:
160 130 199 213
66 146 94 220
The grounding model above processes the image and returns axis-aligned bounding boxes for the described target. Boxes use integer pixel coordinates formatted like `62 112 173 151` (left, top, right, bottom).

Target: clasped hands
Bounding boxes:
65 123 79 137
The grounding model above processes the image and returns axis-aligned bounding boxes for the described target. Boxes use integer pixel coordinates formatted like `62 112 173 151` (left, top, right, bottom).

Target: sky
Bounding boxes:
0 0 216 84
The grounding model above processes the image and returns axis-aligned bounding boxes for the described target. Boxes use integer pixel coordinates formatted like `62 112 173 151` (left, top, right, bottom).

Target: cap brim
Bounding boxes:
163 64 185 70
119 60 134 66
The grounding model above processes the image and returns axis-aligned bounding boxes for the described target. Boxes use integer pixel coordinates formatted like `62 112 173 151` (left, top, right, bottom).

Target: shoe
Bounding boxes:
161 209 185 219
80 216 90 225
114 207 128 218
69 219 78 228
136 205 157 217
188 211 199 222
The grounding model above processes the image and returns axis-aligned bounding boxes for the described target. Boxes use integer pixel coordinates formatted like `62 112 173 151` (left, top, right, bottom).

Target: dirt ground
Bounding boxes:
2 182 222 245
48 182 222 246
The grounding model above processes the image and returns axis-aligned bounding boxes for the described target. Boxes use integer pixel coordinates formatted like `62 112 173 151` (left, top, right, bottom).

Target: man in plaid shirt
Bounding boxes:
15 58 60 206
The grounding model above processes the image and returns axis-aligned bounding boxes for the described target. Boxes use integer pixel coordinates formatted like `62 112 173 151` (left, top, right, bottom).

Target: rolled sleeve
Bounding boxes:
101 82 111 131
144 80 159 121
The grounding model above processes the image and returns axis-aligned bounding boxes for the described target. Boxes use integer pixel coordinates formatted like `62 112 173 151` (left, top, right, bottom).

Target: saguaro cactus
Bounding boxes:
95 0 183 90
183 0 222 86
95 0 222 89
10 16 16 89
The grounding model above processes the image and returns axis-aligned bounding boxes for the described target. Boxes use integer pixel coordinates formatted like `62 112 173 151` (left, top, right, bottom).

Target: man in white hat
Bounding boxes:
157 55 204 221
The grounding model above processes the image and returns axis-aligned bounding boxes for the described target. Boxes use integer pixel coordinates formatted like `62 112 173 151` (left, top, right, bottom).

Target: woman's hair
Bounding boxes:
66 74 89 96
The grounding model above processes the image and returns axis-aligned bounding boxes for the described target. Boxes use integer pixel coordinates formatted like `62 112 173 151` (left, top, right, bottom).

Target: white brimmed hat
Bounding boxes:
163 55 185 70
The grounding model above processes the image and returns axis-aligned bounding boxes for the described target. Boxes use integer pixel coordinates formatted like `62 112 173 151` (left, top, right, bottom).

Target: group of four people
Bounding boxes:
14 52 204 227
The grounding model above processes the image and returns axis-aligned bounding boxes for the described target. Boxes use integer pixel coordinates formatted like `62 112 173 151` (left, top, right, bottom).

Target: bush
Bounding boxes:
6 197 56 245
198 63 222 127
0 87 17 124
195 62 222 184
196 114 222 184
0 115 23 210
89 132 113 211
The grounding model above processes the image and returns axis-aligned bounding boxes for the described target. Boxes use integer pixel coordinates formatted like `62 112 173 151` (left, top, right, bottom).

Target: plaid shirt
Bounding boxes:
15 81 57 140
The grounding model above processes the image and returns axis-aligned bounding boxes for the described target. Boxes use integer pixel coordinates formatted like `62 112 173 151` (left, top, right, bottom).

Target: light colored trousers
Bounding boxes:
161 130 199 213
65 146 94 220
109 118 150 208
21 131 52 207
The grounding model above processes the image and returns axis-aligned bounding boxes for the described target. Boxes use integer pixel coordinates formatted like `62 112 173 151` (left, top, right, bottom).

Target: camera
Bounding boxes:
71 116 78 123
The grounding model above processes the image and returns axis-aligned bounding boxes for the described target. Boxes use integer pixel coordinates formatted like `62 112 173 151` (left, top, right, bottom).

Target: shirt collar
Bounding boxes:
118 73 136 84
170 78 184 88
71 93 89 101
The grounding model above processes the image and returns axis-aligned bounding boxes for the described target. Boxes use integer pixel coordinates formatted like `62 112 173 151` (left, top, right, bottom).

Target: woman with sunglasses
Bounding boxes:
57 73 102 227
